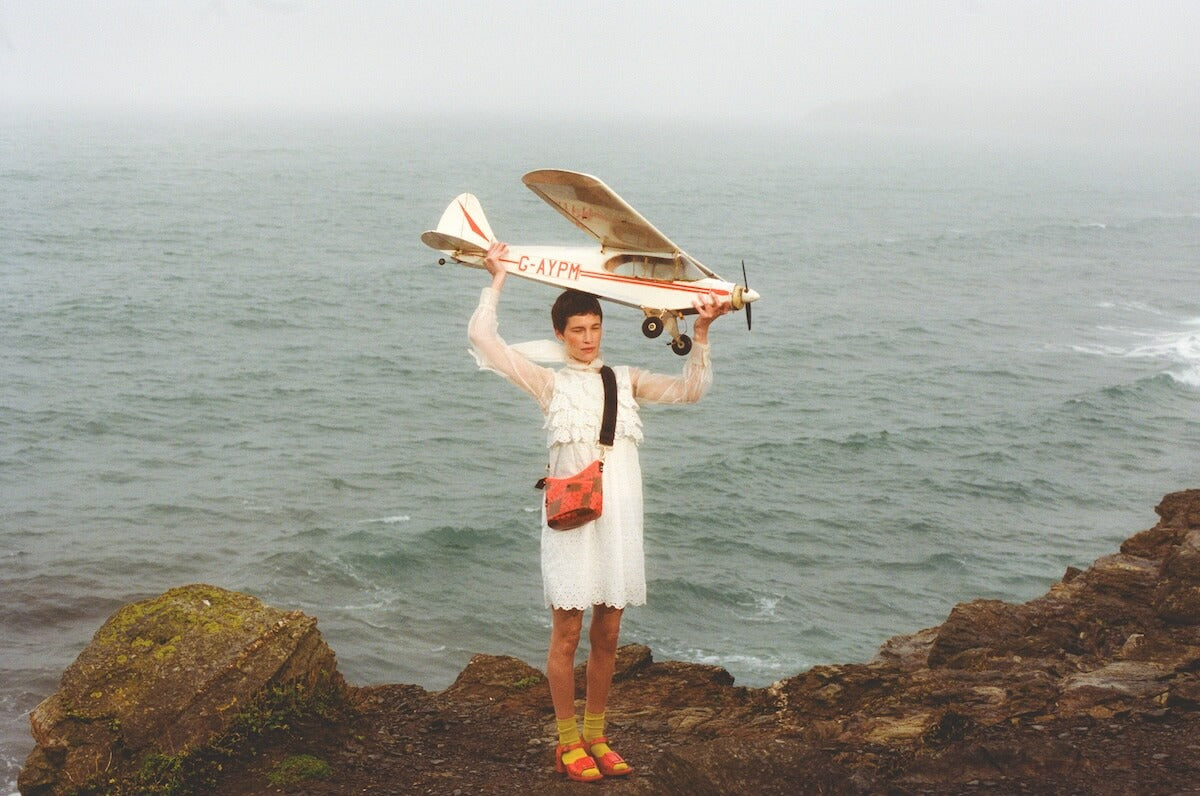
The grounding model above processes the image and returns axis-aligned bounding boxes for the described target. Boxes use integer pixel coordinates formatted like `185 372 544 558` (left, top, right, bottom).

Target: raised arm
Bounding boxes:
467 242 555 408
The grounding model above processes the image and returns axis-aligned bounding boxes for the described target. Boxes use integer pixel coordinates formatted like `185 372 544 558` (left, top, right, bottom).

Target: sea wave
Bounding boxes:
1072 313 1200 389
359 515 411 525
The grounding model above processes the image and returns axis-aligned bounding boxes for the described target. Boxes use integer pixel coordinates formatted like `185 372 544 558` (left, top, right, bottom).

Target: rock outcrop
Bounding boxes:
21 489 1200 794
19 584 346 796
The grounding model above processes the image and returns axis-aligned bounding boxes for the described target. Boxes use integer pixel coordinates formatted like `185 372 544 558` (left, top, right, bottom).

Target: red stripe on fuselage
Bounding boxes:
582 270 731 297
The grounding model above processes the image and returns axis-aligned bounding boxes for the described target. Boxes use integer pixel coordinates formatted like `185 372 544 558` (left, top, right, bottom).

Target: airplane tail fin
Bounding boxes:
419 193 495 264
438 193 495 245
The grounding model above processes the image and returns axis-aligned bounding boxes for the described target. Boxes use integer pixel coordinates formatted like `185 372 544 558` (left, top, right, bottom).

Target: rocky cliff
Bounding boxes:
21 489 1200 794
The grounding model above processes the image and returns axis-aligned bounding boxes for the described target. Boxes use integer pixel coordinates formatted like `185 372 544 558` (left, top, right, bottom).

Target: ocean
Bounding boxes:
1 111 1197 789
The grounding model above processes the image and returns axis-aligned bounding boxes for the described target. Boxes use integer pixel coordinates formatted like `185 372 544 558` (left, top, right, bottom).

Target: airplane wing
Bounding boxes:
522 169 681 254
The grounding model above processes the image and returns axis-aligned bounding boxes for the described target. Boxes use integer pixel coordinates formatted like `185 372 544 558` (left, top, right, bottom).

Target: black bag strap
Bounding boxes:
599 365 617 448
536 365 618 490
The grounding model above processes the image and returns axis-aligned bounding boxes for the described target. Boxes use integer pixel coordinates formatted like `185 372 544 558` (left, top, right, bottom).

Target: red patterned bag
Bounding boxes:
537 366 617 531
542 459 604 530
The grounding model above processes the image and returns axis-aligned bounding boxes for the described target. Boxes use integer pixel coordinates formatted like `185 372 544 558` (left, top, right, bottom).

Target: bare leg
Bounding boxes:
580 603 633 775
584 603 623 715
547 607 583 719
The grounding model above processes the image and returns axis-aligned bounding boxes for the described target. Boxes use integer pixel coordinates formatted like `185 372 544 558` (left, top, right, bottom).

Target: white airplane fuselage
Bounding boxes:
456 244 753 316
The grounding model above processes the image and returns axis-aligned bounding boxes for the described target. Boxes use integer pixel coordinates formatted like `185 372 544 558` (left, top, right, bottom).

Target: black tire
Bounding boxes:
671 334 692 356
642 317 664 339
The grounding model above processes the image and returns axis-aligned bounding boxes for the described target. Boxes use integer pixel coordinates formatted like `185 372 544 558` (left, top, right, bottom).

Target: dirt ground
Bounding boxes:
209 679 1200 795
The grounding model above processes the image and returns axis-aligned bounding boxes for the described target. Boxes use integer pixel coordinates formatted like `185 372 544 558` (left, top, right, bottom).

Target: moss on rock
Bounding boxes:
19 584 346 796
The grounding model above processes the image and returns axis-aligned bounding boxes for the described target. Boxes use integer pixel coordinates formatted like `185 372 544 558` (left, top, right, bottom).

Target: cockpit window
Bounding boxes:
606 253 709 281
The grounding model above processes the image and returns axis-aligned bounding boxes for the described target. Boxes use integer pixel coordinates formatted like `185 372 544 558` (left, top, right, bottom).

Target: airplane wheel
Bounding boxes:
642 317 664 339
671 334 693 356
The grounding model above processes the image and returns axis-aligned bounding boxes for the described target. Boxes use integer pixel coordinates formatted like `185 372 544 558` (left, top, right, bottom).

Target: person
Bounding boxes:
467 240 730 782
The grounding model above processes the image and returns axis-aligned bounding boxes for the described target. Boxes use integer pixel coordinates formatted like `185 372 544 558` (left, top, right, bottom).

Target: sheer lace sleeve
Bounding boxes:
467 287 555 410
631 343 713 405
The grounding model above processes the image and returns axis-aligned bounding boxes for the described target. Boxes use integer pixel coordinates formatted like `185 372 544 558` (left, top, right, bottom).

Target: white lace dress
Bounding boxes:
467 287 713 610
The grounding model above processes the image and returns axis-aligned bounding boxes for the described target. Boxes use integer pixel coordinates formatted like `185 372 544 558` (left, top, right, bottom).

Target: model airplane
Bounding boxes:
420 169 760 355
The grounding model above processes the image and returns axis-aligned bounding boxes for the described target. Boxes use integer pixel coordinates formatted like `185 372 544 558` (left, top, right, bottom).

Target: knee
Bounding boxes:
589 620 620 654
550 622 582 658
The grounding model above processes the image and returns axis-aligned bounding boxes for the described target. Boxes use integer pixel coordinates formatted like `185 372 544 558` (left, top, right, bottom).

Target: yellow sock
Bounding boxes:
556 717 591 769
582 710 605 743
557 716 581 747
583 710 629 773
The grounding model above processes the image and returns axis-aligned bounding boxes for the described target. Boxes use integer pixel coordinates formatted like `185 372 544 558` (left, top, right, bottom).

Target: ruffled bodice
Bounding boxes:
544 366 643 448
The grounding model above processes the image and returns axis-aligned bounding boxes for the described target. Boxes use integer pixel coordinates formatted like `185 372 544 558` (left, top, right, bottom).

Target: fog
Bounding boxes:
2 0 1197 141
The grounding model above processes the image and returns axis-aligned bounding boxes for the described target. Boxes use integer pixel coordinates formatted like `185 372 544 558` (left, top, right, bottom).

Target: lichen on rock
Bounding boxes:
19 584 346 796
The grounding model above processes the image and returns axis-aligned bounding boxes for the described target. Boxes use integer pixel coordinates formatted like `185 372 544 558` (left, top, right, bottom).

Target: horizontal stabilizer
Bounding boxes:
420 230 488 257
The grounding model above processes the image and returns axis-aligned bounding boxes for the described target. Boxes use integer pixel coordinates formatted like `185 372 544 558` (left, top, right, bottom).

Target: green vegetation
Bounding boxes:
71 678 347 796
267 754 333 787
130 753 185 794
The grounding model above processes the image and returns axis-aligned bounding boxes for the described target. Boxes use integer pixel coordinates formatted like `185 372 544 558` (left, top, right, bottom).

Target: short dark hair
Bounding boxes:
551 290 603 333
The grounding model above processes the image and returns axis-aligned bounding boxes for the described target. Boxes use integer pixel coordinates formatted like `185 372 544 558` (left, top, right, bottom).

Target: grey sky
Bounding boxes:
2 1 1197 138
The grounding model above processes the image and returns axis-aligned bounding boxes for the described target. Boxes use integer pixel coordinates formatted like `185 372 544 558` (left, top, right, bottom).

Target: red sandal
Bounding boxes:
555 740 603 782
586 736 633 777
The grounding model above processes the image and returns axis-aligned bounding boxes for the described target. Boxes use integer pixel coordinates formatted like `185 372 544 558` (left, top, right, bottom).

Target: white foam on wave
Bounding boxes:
359 515 411 525
1076 316 1200 389
1093 300 1169 317
737 594 781 622
1168 368 1200 388
685 648 800 676
1131 323 1200 387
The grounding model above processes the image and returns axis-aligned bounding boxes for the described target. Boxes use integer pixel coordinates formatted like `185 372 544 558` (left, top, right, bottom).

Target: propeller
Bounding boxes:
741 260 753 331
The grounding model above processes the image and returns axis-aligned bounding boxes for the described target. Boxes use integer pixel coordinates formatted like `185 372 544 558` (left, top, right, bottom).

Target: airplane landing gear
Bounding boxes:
643 310 691 356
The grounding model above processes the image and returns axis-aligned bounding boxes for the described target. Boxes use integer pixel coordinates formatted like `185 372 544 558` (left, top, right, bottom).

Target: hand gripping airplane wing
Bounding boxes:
522 169 681 254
